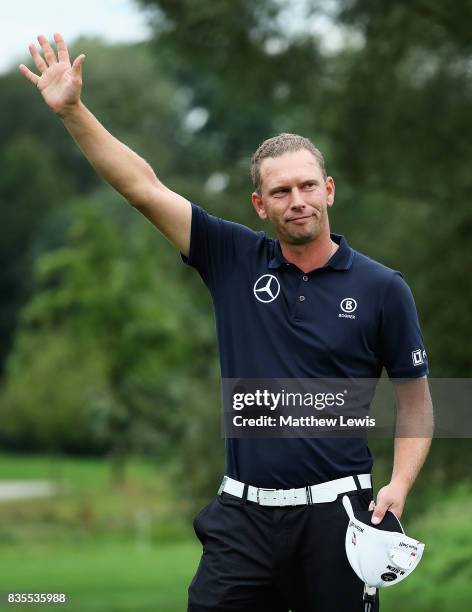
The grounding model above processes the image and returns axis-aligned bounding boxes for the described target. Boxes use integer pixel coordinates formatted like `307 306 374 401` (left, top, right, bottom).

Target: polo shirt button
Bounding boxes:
299 295 306 302
302 275 308 281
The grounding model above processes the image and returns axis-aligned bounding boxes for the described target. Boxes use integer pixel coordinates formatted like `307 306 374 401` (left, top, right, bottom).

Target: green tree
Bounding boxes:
1 191 222 497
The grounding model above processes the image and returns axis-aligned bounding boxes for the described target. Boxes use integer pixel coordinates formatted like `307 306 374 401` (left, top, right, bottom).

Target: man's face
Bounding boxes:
251 149 335 245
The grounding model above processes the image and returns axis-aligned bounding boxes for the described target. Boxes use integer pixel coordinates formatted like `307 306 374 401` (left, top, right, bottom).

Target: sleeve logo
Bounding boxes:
412 349 426 366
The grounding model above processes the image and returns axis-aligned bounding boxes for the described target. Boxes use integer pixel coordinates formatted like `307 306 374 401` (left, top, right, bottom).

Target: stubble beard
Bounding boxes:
280 215 324 246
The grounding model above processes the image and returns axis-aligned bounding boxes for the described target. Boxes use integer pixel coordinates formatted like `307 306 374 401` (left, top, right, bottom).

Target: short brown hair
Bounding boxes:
251 133 327 194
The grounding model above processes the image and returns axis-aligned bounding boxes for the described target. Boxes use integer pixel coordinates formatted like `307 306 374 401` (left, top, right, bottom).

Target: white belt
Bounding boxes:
218 474 371 507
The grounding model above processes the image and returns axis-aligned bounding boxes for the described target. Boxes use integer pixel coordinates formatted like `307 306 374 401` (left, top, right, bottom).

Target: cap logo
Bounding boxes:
349 520 364 533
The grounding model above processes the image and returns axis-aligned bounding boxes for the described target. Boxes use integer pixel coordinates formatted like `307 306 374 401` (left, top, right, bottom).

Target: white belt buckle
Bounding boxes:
258 487 299 506
257 487 281 506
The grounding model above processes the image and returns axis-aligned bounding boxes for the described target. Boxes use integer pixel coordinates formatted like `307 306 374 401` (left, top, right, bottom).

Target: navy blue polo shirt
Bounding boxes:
182 203 428 488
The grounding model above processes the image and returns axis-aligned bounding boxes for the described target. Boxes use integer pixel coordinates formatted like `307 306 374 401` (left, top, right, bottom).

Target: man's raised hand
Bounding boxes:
19 33 85 117
19 31 192 254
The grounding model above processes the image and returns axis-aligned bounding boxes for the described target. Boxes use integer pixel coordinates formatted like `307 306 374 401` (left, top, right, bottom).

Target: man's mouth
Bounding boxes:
286 215 313 224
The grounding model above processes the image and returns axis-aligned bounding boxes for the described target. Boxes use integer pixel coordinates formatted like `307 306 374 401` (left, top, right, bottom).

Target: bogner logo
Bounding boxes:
253 274 281 303
339 298 357 319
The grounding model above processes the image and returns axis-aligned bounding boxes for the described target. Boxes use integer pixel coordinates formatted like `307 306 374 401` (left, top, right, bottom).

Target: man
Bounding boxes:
20 34 433 611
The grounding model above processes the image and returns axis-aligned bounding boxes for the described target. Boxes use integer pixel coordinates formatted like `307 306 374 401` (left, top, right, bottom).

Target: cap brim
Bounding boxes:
353 509 404 533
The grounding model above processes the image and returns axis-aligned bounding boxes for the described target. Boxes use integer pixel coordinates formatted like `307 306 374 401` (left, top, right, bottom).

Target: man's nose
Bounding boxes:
290 188 305 209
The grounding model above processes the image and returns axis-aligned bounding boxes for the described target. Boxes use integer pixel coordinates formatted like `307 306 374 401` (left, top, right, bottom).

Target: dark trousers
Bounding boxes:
188 488 380 611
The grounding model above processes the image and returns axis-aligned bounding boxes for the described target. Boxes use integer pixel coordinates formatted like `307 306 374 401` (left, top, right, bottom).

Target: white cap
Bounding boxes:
342 495 425 589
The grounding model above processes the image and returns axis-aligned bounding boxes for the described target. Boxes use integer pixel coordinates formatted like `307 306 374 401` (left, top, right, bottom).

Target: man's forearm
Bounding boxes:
391 436 432 493
370 428 432 522
59 101 158 204
371 379 433 522
391 378 434 492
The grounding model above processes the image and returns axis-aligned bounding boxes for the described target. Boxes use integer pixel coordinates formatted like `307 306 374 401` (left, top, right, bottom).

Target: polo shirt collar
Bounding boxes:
268 233 353 271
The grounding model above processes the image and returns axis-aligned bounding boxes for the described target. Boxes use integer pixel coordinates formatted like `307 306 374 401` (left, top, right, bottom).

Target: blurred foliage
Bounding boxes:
0 0 471 506
1 193 222 497
380 481 472 611
0 134 70 370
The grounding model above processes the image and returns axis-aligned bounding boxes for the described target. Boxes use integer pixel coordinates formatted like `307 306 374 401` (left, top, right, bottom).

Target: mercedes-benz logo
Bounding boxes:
253 274 281 303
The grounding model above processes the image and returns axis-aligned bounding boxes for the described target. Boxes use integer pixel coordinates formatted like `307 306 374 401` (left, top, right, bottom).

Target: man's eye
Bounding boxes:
303 183 315 189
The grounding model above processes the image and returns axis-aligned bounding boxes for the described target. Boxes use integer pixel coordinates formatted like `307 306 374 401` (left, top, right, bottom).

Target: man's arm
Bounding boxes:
19 33 191 256
371 376 433 523
58 101 192 255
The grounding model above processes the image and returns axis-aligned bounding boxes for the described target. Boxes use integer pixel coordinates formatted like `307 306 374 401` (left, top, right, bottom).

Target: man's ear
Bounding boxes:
251 192 268 220
326 177 335 208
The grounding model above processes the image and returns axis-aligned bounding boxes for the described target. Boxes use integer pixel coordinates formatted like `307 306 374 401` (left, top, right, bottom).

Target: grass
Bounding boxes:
0 452 160 488
1 540 201 612
0 452 195 546
0 452 200 611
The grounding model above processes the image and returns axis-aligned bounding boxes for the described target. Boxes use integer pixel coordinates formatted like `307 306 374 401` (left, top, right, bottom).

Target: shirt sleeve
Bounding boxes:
181 202 261 291
377 272 429 379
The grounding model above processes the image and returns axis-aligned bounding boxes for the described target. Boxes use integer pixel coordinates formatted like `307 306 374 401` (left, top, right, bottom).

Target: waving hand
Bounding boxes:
19 31 191 255
19 33 85 116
